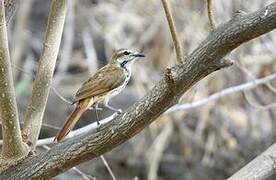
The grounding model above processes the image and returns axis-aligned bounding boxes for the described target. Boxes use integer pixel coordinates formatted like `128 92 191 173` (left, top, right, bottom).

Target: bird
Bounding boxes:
54 49 145 142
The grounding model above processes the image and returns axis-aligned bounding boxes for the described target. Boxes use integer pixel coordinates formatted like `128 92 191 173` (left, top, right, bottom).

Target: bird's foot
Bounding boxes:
96 121 101 126
104 104 122 114
116 109 123 114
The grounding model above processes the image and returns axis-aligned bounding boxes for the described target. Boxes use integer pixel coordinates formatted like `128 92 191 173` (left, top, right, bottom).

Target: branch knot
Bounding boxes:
164 67 176 92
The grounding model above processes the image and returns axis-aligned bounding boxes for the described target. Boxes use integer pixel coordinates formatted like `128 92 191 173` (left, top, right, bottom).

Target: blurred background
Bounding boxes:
1 0 276 179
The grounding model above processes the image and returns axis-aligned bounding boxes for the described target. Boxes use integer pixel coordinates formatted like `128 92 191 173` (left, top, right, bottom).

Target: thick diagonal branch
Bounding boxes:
22 0 68 149
1 2 276 179
0 0 28 169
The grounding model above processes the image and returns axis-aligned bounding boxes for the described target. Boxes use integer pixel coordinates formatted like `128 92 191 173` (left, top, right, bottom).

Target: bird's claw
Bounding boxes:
116 109 123 114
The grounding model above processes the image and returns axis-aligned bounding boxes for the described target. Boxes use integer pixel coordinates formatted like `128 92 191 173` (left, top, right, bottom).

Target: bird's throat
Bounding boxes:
120 60 128 68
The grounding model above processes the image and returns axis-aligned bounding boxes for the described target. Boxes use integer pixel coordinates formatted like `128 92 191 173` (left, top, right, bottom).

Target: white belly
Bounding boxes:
104 67 131 104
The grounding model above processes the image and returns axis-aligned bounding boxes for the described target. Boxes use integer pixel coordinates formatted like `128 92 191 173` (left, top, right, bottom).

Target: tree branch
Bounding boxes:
206 0 216 29
22 0 68 149
166 72 276 113
1 2 276 179
147 119 173 180
161 0 184 63
4 66 274 148
0 0 29 171
228 143 276 180
100 155 118 180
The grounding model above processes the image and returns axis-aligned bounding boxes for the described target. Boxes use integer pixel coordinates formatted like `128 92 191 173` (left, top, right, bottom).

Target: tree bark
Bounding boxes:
1 2 276 179
22 0 68 150
0 0 29 171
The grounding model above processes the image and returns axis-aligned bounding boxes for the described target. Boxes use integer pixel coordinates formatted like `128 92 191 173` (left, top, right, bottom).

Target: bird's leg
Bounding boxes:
95 103 101 125
104 100 122 114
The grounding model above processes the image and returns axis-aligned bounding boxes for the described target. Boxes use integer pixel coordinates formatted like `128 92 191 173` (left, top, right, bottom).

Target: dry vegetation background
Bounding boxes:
1 0 276 179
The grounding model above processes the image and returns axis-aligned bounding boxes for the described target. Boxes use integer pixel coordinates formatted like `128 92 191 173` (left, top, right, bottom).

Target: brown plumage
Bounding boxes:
54 99 89 142
73 65 126 103
54 49 145 142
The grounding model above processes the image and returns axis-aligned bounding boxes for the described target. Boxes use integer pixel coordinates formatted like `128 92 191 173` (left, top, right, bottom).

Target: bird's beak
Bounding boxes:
133 52 146 58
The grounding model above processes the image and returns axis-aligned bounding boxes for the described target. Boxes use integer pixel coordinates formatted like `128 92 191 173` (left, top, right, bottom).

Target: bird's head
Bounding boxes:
110 49 145 68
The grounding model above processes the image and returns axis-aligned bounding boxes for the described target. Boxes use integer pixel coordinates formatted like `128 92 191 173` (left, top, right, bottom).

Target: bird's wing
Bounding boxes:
73 65 126 102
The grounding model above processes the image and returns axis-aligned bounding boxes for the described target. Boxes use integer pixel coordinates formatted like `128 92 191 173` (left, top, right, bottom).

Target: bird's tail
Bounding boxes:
54 104 86 142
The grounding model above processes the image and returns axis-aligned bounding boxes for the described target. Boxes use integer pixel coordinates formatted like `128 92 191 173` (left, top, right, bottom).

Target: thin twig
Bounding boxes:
71 167 95 180
206 0 216 30
0 113 116 146
13 61 102 108
0 0 29 169
243 91 276 110
13 62 101 110
235 61 276 93
100 155 118 180
160 0 184 63
147 119 173 180
201 132 215 166
51 87 73 104
12 62 73 104
234 61 276 109
22 0 68 150
39 113 116 146
166 73 276 113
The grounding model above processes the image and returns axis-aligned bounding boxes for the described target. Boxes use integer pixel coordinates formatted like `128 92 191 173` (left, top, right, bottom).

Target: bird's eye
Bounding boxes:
123 51 130 55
